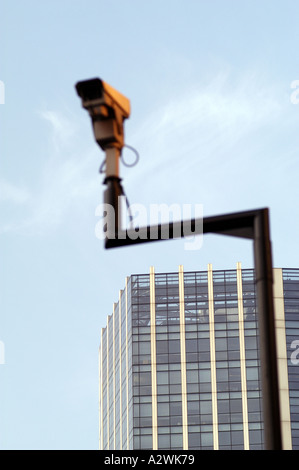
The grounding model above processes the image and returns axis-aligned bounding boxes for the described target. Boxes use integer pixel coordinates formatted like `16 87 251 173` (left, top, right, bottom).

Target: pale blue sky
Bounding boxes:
1 0 299 449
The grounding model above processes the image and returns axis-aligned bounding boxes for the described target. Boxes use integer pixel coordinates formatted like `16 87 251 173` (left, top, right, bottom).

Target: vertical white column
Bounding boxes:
208 263 219 450
273 268 292 449
178 265 189 449
125 277 130 449
236 262 250 449
113 304 116 449
150 266 158 450
106 316 110 450
99 329 104 449
119 291 123 450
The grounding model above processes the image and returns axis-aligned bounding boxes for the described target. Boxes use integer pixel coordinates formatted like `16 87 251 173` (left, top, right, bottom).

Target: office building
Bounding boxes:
99 263 299 450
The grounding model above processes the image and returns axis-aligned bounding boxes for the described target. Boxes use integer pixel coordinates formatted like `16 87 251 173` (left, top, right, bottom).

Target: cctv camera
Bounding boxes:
75 78 130 151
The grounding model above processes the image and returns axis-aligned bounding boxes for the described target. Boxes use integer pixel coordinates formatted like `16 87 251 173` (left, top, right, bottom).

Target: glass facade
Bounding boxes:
99 264 299 450
283 269 299 449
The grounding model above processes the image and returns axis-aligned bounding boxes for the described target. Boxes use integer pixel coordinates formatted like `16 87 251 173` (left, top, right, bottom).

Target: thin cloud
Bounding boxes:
133 70 281 170
125 69 285 206
1 109 101 236
38 109 77 153
0 179 31 205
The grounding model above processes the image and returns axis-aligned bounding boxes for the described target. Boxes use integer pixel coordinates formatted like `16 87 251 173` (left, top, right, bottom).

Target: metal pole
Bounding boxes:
104 177 122 237
103 146 122 238
254 209 282 450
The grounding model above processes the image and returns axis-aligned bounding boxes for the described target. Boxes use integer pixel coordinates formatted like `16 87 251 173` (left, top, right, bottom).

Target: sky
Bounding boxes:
1 0 299 450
